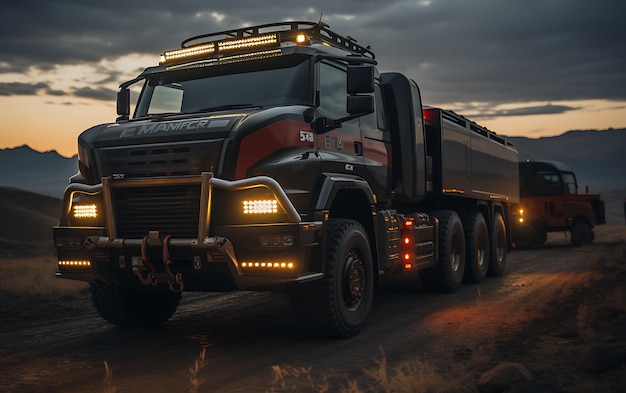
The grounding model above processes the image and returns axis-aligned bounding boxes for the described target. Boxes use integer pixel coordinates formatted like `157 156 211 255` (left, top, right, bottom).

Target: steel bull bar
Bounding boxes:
59 172 312 290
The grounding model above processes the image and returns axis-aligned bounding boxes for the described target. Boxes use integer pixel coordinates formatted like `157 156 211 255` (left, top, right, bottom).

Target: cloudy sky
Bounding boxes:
1 0 624 157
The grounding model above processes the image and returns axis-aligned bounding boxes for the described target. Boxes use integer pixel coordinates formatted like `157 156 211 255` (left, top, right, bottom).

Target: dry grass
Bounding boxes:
0 256 86 295
102 347 209 393
267 347 485 393
188 347 208 393
576 297 595 341
103 361 116 393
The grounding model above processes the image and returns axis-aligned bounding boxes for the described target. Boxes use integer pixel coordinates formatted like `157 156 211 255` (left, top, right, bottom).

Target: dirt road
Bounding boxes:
1 226 624 393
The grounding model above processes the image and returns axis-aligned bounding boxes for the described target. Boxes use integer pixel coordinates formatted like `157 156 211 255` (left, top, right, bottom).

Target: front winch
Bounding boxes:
132 231 185 292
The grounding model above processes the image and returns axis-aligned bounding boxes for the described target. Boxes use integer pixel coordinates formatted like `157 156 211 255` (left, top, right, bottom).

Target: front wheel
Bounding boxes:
90 281 181 327
292 218 374 338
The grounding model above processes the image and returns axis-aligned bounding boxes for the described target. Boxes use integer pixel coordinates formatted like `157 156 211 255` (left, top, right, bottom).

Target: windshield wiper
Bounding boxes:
130 112 183 121
195 104 259 113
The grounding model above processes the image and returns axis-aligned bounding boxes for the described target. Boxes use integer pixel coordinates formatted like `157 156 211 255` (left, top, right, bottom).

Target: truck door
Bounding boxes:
536 171 567 228
316 61 365 178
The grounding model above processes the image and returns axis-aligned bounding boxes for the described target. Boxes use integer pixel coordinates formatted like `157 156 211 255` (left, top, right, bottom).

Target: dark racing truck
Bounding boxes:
54 21 519 337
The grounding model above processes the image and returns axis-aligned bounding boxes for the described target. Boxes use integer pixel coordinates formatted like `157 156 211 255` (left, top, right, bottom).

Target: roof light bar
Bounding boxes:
160 33 280 66
218 33 278 52
159 21 376 66
160 43 216 65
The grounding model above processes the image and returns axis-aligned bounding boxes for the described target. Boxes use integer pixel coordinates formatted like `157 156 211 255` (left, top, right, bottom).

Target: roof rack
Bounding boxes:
180 21 375 59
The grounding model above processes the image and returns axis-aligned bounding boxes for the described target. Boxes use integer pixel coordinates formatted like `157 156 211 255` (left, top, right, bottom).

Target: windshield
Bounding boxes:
134 55 311 118
562 172 578 194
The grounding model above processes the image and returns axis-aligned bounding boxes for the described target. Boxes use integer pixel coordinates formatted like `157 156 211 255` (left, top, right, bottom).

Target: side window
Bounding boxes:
376 86 386 131
360 84 386 139
562 173 577 194
536 172 562 196
319 62 348 119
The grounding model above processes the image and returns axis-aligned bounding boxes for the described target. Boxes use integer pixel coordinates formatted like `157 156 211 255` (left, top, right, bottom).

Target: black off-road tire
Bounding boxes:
514 224 547 250
487 212 507 276
464 212 489 283
292 218 374 338
570 221 593 247
90 281 181 327
421 210 466 293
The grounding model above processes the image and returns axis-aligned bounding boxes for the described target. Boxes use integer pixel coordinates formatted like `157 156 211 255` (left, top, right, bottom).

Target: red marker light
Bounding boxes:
422 109 435 124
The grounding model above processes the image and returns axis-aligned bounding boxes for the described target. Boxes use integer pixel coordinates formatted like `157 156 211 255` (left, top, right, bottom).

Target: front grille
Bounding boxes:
113 185 201 238
99 140 223 178
95 139 224 238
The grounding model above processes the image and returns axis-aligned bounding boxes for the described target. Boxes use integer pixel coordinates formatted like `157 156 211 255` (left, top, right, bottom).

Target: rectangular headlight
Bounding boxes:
243 199 278 214
73 204 98 219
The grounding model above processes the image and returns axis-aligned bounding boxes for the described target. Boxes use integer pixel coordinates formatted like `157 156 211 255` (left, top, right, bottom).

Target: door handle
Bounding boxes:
354 141 363 156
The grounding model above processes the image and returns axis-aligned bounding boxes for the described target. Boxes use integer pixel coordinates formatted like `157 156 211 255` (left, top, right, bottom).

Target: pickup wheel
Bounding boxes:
570 221 593 247
514 224 548 249
487 212 507 276
89 281 181 327
464 212 489 283
421 210 465 293
292 218 374 338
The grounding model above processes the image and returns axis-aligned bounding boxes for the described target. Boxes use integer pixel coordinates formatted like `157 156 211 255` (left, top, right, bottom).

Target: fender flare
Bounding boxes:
315 173 376 211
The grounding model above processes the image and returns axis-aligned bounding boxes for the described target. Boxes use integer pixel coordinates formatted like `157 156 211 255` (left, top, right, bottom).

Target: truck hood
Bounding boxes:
78 106 314 181
87 112 246 147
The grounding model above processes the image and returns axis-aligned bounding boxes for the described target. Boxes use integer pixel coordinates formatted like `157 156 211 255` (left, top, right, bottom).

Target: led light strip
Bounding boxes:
241 262 294 269
58 260 92 267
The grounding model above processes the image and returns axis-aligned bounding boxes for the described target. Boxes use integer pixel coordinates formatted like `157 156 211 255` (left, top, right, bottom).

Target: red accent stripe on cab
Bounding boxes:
235 119 314 179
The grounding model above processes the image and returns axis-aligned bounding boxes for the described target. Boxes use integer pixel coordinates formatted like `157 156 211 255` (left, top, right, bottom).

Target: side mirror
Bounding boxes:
116 89 130 119
347 65 374 94
346 64 374 115
347 95 374 115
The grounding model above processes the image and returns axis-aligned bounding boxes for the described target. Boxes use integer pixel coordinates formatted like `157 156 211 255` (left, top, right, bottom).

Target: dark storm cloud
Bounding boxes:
0 82 49 96
73 86 117 101
469 104 579 119
1 0 625 107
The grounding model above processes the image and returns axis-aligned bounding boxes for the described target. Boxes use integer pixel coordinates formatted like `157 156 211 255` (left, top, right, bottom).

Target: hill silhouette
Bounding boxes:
0 145 77 198
0 187 61 257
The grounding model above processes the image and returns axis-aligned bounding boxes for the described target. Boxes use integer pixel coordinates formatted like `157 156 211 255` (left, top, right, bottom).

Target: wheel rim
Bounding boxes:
450 233 462 272
496 227 505 263
343 251 366 309
477 230 487 267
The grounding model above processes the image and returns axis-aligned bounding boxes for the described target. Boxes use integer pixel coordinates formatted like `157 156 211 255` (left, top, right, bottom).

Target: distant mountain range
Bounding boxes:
0 145 77 198
1 128 625 199
507 128 626 193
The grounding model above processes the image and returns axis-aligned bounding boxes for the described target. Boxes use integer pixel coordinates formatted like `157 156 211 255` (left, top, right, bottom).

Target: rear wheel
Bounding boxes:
487 212 507 276
90 281 181 327
464 212 489 283
421 210 465 293
570 221 593 247
291 218 374 338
